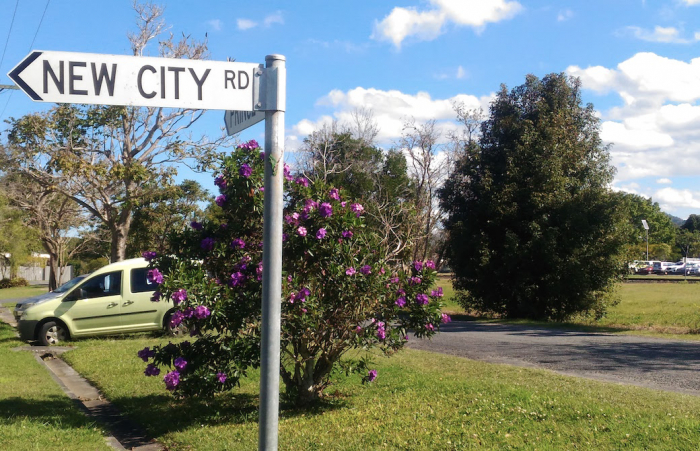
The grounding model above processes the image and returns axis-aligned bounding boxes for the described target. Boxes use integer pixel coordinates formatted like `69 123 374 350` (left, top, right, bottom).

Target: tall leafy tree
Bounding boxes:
614 192 678 261
440 73 627 320
2 2 229 262
682 214 700 233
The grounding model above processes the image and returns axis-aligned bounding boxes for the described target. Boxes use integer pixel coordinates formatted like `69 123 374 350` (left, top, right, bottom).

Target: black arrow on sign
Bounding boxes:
8 51 43 101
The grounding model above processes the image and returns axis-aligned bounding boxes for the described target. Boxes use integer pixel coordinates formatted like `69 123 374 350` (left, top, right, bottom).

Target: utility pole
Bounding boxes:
642 220 649 260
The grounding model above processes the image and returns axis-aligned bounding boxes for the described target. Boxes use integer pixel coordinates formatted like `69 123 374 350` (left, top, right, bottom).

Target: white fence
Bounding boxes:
0 265 73 285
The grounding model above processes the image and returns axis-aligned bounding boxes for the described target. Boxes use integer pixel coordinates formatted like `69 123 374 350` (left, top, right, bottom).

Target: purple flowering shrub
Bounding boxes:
140 140 446 404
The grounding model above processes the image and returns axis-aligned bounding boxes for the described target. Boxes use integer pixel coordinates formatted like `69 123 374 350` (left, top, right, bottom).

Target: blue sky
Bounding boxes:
1 0 699 219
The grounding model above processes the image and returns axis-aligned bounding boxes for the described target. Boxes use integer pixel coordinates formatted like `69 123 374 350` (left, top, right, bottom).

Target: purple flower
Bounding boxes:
296 287 311 302
144 364 160 377
147 268 164 284
431 287 444 298
215 194 227 207
319 202 333 218
367 369 377 382
346 267 356 276
390 276 399 284
409 276 422 286
395 296 406 308
413 261 423 272
194 305 211 319
137 347 155 362
426 323 435 332
170 310 184 327
284 164 293 182
341 201 347 208
201 237 216 251
217 372 227 384
174 357 187 371
239 163 253 178
297 226 307 237
360 265 372 275
183 307 194 318
329 188 340 200
315 228 327 240
441 313 452 324
260 151 265 161
305 199 319 210
342 230 353 239
295 177 309 187
214 174 227 191
355 326 362 333
151 291 162 302
425 260 436 270
380 268 386 275
190 221 203 230
171 289 187 306
230 271 246 287
350 203 364 217
377 329 386 340
164 371 180 390
416 293 429 305
142 251 157 261
397 288 406 296
231 238 246 249
282 233 289 242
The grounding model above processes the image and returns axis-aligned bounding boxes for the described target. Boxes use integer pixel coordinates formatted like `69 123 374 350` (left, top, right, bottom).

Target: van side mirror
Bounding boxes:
64 288 86 302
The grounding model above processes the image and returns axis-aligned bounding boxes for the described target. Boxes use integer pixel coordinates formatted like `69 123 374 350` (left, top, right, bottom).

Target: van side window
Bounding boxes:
131 268 159 293
79 271 122 299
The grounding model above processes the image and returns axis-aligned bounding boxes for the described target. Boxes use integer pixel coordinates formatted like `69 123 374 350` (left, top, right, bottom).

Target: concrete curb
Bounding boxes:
0 307 163 451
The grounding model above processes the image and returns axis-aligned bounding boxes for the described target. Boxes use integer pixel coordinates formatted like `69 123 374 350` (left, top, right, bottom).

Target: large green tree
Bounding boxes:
614 192 678 261
682 214 700 233
439 73 627 320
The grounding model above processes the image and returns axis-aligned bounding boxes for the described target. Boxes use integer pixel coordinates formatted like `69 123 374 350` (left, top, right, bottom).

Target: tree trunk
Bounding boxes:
109 213 132 262
48 254 60 291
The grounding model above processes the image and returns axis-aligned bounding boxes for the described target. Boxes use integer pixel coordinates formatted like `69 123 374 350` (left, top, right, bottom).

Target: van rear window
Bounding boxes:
131 268 159 293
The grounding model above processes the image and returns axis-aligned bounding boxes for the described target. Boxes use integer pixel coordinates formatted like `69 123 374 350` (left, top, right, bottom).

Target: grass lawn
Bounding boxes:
0 322 111 451
0 285 48 301
62 333 700 450
436 277 700 338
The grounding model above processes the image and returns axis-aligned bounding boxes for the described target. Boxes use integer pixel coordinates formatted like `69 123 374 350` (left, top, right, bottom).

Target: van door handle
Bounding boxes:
123 300 134 306
107 302 118 307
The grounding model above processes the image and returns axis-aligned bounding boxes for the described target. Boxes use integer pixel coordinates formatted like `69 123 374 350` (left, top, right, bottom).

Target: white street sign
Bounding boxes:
8 50 261 111
224 109 264 136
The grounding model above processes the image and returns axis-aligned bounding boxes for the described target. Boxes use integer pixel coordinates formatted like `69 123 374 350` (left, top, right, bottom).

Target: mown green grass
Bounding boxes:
436 277 700 338
62 333 700 450
0 322 111 451
0 285 48 301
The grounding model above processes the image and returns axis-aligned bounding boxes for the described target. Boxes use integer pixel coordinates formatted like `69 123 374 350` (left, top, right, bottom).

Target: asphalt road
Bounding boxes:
408 321 700 396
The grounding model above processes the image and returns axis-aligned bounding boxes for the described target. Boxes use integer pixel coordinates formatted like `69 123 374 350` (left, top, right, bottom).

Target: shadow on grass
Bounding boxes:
0 396 99 429
110 391 347 437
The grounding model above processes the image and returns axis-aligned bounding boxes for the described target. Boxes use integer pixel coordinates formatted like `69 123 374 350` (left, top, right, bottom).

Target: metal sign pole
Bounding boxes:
259 54 285 451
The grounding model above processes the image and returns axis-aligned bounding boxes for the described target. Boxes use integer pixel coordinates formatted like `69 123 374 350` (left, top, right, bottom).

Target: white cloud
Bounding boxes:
434 65 468 80
264 11 284 27
681 0 700 5
372 0 523 48
657 178 673 184
456 65 467 79
568 52 700 182
557 9 574 22
237 19 257 30
622 25 699 44
207 19 222 31
654 187 700 211
290 87 493 145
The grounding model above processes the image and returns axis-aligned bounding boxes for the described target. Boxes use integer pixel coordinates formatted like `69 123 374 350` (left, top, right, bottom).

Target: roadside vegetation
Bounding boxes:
0 285 47 301
0 322 110 451
62 334 700 450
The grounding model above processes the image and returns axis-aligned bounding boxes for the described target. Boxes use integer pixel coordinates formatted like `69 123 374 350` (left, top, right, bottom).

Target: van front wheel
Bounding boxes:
39 321 68 346
164 312 188 337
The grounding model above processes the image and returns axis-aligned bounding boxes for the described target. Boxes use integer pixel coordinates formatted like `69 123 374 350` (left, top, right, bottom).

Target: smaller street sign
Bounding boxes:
224 109 264 135
642 219 649 230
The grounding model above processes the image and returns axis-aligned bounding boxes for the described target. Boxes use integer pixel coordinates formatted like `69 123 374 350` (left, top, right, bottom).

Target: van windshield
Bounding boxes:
53 275 89 293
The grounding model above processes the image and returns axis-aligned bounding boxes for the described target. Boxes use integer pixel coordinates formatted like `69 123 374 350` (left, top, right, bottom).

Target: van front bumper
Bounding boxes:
18 320 38 342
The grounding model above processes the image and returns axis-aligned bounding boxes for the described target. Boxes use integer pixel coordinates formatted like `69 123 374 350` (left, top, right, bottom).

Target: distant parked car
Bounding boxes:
636 265 654 275
684 262 700 276
667 262 686 275
652 261 675 275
